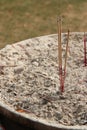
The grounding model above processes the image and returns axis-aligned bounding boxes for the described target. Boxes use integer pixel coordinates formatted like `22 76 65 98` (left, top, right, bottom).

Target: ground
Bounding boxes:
0 0 87 47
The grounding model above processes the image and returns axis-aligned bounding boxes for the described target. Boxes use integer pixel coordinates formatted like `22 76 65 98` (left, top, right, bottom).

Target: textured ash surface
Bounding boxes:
0 33 87 126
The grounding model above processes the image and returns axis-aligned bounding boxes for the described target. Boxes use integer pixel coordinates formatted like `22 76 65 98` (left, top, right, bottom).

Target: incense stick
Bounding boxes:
64 29 70 78
84 32 87 66
57 17 64 93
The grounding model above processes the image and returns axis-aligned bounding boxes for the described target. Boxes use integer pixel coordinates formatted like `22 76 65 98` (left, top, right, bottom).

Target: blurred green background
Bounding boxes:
0 0 87 48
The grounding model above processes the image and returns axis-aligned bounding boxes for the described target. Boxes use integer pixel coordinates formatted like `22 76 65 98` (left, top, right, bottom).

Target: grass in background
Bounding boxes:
0 0 87 48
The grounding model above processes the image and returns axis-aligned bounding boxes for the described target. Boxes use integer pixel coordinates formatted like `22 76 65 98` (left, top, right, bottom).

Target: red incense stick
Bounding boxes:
60 67 64 92
84 33 87 66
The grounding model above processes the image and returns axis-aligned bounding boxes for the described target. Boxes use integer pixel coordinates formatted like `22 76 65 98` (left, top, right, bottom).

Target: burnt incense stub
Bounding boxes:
0 33 87 128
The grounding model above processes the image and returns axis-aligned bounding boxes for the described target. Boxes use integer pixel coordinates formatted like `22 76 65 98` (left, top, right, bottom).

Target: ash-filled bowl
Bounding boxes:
0 33 87 130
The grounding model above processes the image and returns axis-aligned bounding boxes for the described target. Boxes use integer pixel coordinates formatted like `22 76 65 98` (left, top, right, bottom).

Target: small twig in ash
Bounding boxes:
38 93 53 104
0 65 17 75
0 65 17 67
16 108 40 117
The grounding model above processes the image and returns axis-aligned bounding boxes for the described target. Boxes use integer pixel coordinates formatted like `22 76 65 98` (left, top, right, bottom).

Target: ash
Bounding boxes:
0 33 87 126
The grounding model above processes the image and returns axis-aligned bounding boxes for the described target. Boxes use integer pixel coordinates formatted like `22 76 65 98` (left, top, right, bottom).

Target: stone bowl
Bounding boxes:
0 33 87 130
